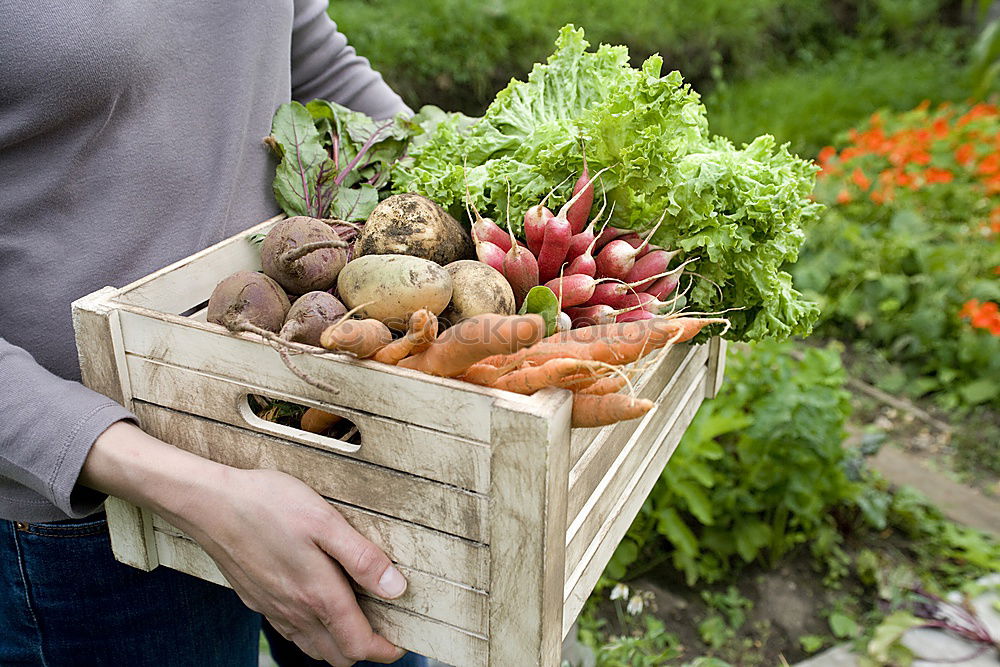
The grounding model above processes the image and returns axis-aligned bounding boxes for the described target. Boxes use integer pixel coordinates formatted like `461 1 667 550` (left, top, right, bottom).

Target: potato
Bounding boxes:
440 260 515 326
356 193 474 266
337 254 453 330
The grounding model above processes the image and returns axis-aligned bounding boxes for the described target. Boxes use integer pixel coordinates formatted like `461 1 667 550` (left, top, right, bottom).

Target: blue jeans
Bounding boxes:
0 514 427 667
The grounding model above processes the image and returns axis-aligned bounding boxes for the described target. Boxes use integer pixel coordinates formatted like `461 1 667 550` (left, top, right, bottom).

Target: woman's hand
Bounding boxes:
81 421 406 666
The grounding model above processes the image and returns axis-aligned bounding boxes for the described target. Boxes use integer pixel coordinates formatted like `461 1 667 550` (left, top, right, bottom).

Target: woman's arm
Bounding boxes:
0 337 133 519
290 0 411 119
81 420 408 667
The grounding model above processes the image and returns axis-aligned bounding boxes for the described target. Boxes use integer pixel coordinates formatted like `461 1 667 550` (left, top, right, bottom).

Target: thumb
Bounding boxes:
315 510 408 600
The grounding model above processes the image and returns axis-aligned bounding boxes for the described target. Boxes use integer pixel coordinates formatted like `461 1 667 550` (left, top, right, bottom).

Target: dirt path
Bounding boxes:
869 444 1000 536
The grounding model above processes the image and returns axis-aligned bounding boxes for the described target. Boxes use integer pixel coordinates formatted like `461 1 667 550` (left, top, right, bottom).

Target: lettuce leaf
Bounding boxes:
393 26 822 341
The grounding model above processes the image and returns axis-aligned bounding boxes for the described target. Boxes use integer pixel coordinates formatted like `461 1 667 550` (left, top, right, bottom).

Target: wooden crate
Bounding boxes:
72 214 726 667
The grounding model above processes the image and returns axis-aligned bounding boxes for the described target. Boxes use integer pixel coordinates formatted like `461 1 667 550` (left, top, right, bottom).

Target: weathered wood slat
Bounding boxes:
567 345 709 521
151 531 488 666
114 216 281 313
151 499 490 592
488 389 572 667
71 290 162 571
116 307 510 441
133 403 489 542
151 524 488 633
361 599 489 667
567 343 691 468
705 337 728 398
562 379 705 636
127 356 491 492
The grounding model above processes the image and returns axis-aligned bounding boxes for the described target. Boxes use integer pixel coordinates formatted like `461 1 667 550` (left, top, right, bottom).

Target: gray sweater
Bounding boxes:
0 0 409 521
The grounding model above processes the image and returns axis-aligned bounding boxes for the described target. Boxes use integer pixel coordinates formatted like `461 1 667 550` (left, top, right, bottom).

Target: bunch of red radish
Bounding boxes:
468 162 694 329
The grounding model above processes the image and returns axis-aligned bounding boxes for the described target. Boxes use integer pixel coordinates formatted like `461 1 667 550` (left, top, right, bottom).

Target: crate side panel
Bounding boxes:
152 531 487 666
133 403 488 543
362 600 488 667
151 501 489 592
562 375 705 635
127 356 490 492
117 308 493 441
566 344 709 520
152 526 487 633
113 216 280 314
488 390 573 667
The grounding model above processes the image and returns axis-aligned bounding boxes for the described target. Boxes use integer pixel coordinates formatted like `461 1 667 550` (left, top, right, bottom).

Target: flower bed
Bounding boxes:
793 101 1000 407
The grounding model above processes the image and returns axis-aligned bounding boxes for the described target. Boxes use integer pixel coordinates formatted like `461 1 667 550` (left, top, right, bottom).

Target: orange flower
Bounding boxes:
851 168 872 190
836 189 852 205
960 299 981 319
895 170 915 188
817 145 837 166
971 301 999 328
932 118 949 139
924 167 954 184
977 153 1000 176
955 143 976 166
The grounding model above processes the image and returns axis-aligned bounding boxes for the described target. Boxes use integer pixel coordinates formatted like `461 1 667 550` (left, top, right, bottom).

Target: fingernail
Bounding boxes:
379 565 407 598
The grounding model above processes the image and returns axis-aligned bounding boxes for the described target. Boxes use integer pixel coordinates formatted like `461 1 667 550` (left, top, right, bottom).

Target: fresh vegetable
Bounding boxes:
280 291 349 347
439 260 515 325
517 286 561 336
571 394 653 428
319 318 392 358
394 26 821 341
337 254 453 330
207 271 291 334
544 274 603 308
501 228 540 307
523 204 553 256
372 309 439 365
566 148 594 234
398 313 546 377
266 99 413 222
578 375 629 396
300 408 343 434
260 217 348 295
356 193 474 266
492 358 607 395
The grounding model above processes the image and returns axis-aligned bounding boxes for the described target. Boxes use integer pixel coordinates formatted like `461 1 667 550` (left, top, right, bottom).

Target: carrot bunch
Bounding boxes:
460 315 728 427
311 307 727 432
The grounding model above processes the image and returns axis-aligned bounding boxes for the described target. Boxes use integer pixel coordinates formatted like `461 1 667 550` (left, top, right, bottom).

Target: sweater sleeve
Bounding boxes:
0 337 135 519
290 0 412 119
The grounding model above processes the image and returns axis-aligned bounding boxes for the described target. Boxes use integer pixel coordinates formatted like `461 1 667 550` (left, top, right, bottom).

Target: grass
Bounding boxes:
704 39 970 158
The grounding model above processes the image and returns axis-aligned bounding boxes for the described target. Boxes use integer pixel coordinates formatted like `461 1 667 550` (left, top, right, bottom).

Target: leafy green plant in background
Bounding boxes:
607 341 855 585
793 101 1000 408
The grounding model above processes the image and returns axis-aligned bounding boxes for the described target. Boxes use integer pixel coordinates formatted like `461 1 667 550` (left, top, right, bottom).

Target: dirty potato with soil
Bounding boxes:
355 193 474 266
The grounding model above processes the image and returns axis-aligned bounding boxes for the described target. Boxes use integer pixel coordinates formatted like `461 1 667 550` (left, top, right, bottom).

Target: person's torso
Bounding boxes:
0 0 295 379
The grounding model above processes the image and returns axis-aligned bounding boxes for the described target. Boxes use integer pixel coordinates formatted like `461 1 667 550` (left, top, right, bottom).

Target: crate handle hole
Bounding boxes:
240 394 362 454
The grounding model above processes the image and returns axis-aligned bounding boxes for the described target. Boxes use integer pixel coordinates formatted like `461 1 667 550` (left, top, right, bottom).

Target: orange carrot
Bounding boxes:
300 407 342 434
459 363 511 386
372 309 438 365
571 394 653 428
578 375 628 395
491 358 607 395
320 318 392 358
544 316 727 346
398 314 545 377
